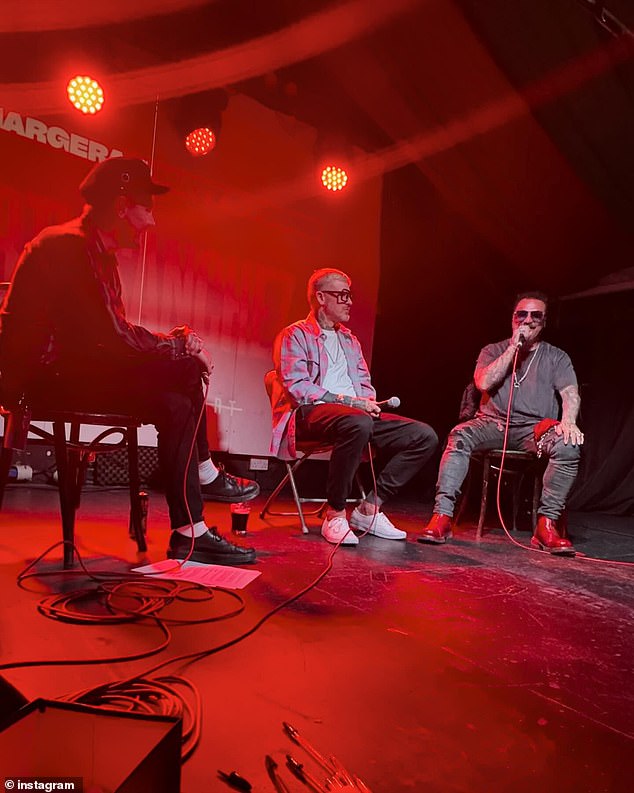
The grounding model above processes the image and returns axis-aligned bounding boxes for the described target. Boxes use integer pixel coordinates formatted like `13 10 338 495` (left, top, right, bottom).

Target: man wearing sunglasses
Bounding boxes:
418 291 582 555
271 268 438 545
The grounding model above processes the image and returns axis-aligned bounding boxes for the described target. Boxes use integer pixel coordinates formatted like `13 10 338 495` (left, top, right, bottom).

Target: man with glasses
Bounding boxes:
418 291 583 555
271 268 438 545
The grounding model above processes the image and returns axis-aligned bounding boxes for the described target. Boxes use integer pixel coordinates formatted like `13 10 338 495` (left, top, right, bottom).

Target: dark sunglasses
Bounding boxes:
513 309 544 322
321 289 353 304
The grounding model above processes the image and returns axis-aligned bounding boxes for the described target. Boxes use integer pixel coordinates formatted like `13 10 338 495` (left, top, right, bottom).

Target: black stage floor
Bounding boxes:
0 484 632 792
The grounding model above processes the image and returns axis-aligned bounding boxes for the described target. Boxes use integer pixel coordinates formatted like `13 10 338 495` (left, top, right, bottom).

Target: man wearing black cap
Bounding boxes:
0 156 256 565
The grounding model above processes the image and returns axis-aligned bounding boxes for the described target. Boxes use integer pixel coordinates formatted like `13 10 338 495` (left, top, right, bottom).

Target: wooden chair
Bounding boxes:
260 371 367 534
457 448 544 540
0 402 146 568
454 382 545 539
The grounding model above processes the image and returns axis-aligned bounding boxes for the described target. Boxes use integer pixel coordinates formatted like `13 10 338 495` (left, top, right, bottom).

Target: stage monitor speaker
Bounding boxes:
0 675 27 719
0 698 182 792
93 445 160 486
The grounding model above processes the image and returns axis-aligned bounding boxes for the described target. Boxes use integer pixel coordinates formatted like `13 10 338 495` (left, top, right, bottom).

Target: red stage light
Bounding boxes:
67 76 104 114
321 165 348 192
185 127 216 157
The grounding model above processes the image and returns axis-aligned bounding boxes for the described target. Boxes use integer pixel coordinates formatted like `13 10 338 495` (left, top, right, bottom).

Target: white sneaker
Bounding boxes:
321 515 359 545
349 507 407 540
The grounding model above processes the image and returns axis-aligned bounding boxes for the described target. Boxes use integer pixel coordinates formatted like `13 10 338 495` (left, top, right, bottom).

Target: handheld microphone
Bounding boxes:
377 396 401 409
517 324 531 348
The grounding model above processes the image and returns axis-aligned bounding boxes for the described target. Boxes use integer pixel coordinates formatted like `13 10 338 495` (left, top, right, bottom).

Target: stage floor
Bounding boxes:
0 484 633 792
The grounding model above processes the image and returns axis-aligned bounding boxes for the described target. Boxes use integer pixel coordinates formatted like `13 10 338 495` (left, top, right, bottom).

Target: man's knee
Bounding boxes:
445 422 479 455
155 391 195 426
548 437 582 463
337 412 374 442
410 421 439 451
175 357 205 391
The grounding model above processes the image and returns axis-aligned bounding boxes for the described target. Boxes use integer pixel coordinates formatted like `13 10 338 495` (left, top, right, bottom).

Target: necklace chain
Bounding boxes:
513 345 540 388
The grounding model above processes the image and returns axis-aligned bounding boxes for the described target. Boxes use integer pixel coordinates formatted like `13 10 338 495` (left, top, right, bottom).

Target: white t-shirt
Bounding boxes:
321 329 356 397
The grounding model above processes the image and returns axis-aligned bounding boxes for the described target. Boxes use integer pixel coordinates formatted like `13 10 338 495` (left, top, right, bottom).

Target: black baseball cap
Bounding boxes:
79 156 169 204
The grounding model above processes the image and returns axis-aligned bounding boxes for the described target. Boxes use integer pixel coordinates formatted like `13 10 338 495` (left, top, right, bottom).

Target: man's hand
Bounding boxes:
353 397 381 416
510 323 540 350
193 348 214 384
555 421 584 446
184 330 204 356
179 328 212 383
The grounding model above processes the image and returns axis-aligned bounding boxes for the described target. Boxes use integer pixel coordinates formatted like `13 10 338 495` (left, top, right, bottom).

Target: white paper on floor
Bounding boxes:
132 559 261 589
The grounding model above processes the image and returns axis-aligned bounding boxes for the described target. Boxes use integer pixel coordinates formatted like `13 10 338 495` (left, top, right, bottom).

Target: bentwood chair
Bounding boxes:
458 449 544 539
0 400 146 568
454 382 545 539
0 276 147 568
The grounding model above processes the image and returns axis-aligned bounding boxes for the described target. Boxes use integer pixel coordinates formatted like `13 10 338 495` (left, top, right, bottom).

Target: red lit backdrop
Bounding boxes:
0 92 382 455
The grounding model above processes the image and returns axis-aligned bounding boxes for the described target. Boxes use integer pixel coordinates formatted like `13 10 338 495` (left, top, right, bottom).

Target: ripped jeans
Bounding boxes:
434 416 580 521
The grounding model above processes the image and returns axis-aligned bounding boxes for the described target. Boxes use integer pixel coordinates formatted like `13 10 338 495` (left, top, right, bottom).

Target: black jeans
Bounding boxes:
296 404 438 511
29 357 208 530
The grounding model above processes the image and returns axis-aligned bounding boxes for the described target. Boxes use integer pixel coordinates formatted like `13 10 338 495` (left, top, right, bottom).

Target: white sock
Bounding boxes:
198 458 219 485
174 520 208 538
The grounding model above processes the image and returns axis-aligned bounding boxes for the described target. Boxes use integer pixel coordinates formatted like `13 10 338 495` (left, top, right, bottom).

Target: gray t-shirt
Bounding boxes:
475 340 577 425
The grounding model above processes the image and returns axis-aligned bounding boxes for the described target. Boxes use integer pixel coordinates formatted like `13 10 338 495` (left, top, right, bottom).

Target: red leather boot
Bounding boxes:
417 513 453 544
531 515 575 556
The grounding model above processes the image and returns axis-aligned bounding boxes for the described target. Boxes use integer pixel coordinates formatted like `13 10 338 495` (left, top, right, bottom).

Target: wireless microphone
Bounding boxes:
377 396 401 408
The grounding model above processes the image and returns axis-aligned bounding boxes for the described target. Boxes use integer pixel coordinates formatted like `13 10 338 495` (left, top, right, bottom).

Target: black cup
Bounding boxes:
230 502 250 535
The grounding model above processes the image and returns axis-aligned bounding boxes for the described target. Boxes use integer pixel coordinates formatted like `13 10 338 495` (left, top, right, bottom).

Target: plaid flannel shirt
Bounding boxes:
270 312 375 457
0 215 188 400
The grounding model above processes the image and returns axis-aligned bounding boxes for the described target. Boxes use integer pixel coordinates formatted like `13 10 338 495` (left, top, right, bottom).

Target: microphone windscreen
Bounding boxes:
388 396 401 408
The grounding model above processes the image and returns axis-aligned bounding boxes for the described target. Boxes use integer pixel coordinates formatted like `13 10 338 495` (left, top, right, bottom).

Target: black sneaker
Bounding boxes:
167 528 256 566
200 465 260 503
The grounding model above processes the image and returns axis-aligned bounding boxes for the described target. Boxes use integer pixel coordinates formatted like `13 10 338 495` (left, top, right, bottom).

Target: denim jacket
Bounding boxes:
270 312 375 457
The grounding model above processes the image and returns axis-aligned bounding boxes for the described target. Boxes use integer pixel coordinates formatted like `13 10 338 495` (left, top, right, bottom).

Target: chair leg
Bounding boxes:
531 469 542 529
287 462 310 534
455 467 472 526
259 457 323 532
53 421 77 569
511 473 525 532
126 427 147 553
0 444 14 510
69 422 83 511
476 456 491 541
259 464 294 519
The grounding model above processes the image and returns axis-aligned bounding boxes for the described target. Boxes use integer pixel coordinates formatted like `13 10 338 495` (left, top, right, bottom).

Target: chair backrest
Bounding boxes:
263 369 332 459
264 369 276 402
458 381 480 423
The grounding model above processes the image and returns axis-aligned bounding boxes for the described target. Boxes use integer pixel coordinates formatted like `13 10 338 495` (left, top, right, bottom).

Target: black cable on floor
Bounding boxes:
1 393 384 762
1 540 246 672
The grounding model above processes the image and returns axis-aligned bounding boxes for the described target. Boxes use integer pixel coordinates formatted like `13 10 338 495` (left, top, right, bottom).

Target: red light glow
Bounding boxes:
185 127 216 157
321 165 348 192
66 76 104 114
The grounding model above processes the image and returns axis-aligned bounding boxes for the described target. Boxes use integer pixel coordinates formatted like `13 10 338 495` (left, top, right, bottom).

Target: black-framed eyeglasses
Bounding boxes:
321 289 353 304
513 309 544 322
